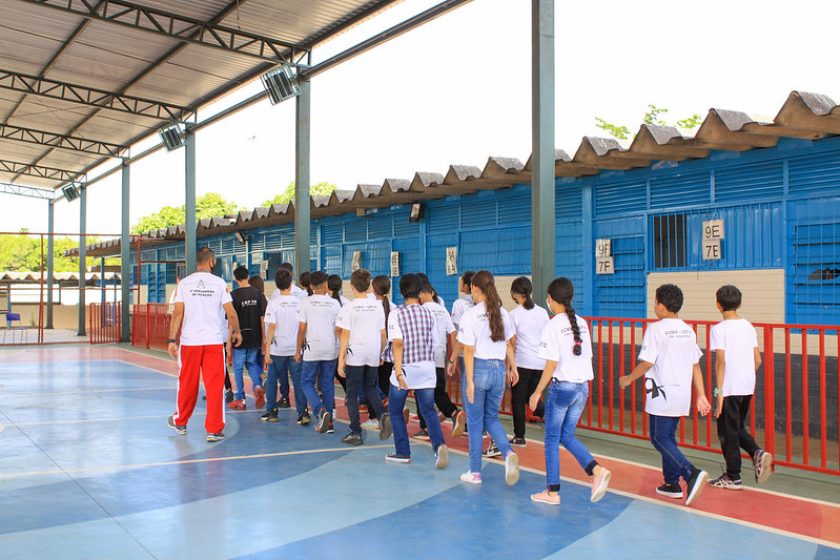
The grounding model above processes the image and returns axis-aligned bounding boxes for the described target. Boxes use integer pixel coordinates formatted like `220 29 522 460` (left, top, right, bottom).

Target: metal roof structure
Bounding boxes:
67 89 840 257
0 0 402 189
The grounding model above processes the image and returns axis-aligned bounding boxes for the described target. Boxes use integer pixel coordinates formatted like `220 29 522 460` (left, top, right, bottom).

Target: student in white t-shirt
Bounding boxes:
336 269 392 445
296 271 342 434
448 271 475 378
262 268 308 425
527 277 611 506
328 274 351 307
619 284 712 507
708 285 772 489
372 275 396 400
456 270 520 486
269 263 307 301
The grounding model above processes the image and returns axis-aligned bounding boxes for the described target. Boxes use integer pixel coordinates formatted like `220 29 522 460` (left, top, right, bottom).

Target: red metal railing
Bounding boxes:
131 303 171 351
89 302 121 344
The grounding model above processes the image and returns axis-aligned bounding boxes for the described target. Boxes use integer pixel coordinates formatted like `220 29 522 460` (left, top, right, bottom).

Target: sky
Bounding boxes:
6 0 840 237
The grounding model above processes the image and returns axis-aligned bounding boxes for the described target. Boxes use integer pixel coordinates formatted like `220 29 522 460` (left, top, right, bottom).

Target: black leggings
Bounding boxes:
510 367 545 439
718 394 760 478
418 368 458 429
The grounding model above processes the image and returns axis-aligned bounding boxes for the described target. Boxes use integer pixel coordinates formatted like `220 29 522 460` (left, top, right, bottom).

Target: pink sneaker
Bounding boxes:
591 467 611 503
460 471 482 485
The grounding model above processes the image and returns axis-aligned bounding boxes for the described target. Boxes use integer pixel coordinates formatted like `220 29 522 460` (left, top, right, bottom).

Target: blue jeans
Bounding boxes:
464 358 513 473
650 414 695 485
301 359 337 415
268 355 304 415
389 384 444 457
544 380 597 489
232 347 263 401
346 365 386 434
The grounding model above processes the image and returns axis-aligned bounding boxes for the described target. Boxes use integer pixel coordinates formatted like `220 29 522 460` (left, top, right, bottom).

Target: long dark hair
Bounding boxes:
416 272 442 304
547 277 582 356
372 275 391 322
327 274 343 304
510 276 534 310
472 270 505 342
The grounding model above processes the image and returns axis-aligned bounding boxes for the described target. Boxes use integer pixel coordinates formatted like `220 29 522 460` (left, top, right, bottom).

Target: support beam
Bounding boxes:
0 182 55 200
0 124 128 158
46 200 55 329
120 161 131 342
26 0 306 65
0 69 194 122
0 158 81 183
78 185 87 336
531 0 555 302
184 125 197 273
294 80 311 276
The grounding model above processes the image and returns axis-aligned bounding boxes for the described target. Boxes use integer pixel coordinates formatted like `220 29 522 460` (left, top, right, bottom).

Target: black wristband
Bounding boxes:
167 338 177 344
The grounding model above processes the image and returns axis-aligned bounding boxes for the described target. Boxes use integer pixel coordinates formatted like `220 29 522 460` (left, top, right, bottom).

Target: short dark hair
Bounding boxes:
310 271 328 287
350 269 371 292
716 285 742 312
233 265 249 281
197 247 215 264
279 262 293 274
275 268 292 290
400 273 423 300
462 271 475 288
249 275 264 294
299 271 311 288
655 284 684 313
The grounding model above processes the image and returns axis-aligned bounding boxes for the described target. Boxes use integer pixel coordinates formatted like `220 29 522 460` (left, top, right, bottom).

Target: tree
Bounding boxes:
131 193 241 234
595 104 702 141
0 231 88 272
262 182 337 206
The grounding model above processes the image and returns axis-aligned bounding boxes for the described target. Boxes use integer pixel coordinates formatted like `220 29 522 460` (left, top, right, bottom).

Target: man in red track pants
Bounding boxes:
167 247 242 442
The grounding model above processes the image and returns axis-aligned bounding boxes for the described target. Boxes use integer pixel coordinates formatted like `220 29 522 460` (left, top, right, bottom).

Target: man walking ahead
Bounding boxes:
168 247 242 442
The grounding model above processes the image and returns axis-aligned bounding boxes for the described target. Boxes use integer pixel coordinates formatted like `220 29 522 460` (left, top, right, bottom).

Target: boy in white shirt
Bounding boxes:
336 269 392 444
619 284 711 507
709 285 773 489
296 271 342 434
450 271 475 329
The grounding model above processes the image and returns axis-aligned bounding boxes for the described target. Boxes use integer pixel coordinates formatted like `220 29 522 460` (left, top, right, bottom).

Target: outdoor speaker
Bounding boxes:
261 66 301 105
159 124 185 151
234 230 247 245
61 184 80 202
409 203 424 222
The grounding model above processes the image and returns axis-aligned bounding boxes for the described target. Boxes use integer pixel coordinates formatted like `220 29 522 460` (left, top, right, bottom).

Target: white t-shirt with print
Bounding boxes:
457 301 514 361
511 305 550 370
297 294 341 361
336 297 386 367
451 295 474 327
638 318 703 417
175 272 231 346
264 294 301 356
387 311 437 390
710 318 759 397
424 301 456 368
538 312 593 383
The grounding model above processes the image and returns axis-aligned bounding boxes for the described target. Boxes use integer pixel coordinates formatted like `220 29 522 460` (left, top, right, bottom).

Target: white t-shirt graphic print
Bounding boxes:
638 318 703 417
264 294 301 356
538 313 593 383
336 298 386 367
297 294 341 361
710 318 759 397
456 302 514 360
175 272 231 346
511 304 550 370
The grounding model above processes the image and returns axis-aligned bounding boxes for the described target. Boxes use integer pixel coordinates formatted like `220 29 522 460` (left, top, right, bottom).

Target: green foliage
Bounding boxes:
595 105 702 141
677 113 703 129
262 182 337 207
595 118 631 141
643 104 669 127
131 193 241 234
0 231 84 272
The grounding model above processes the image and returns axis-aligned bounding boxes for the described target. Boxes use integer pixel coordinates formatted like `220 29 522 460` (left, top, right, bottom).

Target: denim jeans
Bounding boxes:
389 384 444 457
346 365 385 434
464 358 513 473
268 355 304 415
301 359 337 415
232 347 263 401
650 414 696 485
544 380 596 488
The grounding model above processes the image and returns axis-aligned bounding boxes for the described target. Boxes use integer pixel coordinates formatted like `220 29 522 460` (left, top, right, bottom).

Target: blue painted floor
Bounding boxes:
1 356 838 560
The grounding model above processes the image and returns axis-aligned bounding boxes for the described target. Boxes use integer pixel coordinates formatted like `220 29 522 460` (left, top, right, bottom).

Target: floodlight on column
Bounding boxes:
261 65 301 105
61 184 80 202
159 124 185 151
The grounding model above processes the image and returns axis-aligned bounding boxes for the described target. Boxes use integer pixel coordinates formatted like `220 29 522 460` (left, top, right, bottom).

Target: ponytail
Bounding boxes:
472 270 505 342
327 274 343 305
510 276 535 310
372 275 392 322
547 277 582 356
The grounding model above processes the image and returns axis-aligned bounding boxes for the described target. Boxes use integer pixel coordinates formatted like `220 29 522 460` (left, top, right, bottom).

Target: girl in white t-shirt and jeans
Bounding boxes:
528 277 611 505
456 270 520 486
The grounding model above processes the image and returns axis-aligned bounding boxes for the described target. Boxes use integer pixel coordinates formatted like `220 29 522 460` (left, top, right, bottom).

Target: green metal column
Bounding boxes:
531 0 556 302
78 185 87 336
120 161 131 342
294 79 311 276
46 200 55 330
185 125 197 273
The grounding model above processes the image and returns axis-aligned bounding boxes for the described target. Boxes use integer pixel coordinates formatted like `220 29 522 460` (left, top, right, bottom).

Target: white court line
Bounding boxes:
10 409 269 428
0 444 393 480
115 358 177 378
9 386 173 397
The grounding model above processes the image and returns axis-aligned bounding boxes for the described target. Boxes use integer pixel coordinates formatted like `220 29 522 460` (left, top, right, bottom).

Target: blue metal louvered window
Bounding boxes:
594 180 646 216
715 162 783 203
593 216 646 317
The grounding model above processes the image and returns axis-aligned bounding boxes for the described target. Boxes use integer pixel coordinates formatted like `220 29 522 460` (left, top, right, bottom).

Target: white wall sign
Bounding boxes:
596 256 615 275
702 219 724 260
703 240 722 260
445 247 458 276
703 219 725 240
596 238 612 257
351 251 362 271
259 260 268 277
390 251 400 277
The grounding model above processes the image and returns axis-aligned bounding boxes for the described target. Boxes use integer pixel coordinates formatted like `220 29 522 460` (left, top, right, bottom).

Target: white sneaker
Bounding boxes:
460 471 482 484
504 452 520 486
361 419 380 431
435 445 449 470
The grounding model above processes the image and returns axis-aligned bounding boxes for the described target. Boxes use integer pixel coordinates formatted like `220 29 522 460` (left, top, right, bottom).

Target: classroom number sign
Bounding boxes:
595 238 614 275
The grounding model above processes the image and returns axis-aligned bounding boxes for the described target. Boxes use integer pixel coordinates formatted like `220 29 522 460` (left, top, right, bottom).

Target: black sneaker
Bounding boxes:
167 415 187 435
224 389 234 404
297 412 311 426
685 468 709 506
709 473 742 490
278 397 291 409
753 449 773 484
385 452 411 463
482 441 502 458
509 437 526 447
206 432 225 442
655 483 683 499
379 413 392 440
260 411 279 423
412 429 430 441
316 410 331 434
342 432 363 446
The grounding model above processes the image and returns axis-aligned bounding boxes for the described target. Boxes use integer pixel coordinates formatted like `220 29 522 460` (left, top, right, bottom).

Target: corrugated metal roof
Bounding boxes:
0 271 120 283
0 0 401 188
67 89 840 258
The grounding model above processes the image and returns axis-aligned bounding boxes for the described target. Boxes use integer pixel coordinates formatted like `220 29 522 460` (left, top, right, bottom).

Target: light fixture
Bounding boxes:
409 203 424 222
159 123 185 151
261 65 301 105
61 184 80 202
234 230 247 245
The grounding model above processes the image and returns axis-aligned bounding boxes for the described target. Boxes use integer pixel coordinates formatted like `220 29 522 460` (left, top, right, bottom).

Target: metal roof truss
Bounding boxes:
0 124 127 158
0 159 83 183
0 182 56 200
